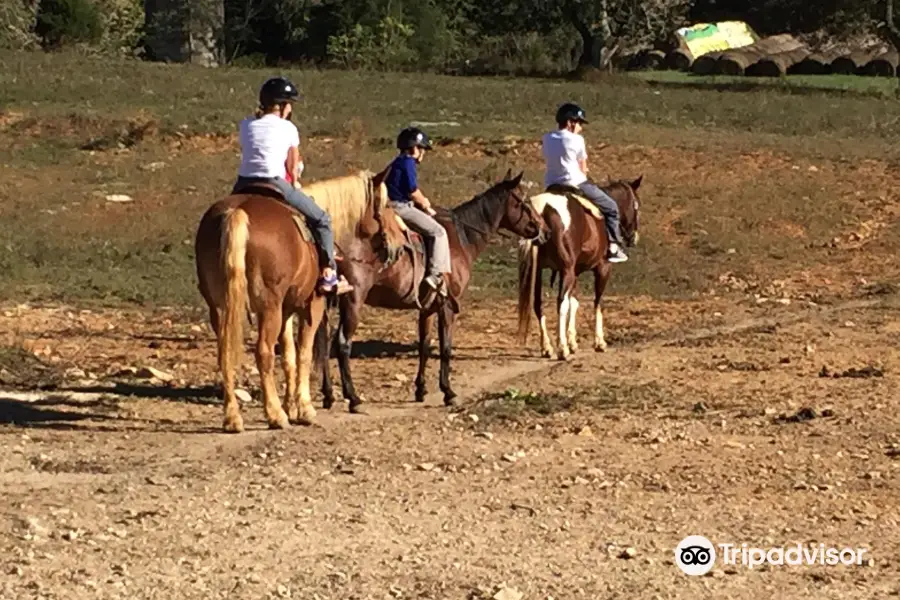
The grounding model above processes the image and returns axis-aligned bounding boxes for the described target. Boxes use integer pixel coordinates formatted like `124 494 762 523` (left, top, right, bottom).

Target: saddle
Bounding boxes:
233 181 313 243
381 206 456 312
545 183 603 220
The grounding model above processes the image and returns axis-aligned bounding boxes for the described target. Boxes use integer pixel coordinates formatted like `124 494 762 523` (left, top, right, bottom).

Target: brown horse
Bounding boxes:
317 169 548 412
194 170 399 432
516 176 643 360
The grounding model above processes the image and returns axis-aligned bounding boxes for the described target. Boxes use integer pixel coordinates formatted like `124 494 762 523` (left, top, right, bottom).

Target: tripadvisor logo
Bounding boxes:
675 535 870 575
675 535 716 576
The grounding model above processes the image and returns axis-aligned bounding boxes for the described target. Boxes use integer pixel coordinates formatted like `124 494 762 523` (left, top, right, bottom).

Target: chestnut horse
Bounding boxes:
317 169 548 412
517 176 642 360
194 170 399 432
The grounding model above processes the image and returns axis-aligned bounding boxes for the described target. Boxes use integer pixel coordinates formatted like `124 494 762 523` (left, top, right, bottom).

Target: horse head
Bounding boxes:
607 174 642 247
496 168 549 243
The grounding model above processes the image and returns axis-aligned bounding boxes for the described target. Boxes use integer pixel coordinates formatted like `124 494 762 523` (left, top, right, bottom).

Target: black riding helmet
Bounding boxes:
555 102 588 126
259 76 300 108
397 126 433 151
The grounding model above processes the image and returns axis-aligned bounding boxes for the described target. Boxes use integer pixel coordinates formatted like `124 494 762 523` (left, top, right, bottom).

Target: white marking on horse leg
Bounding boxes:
539 315 553 358
557 292 570 361
594 304 607 352
567 296 579 352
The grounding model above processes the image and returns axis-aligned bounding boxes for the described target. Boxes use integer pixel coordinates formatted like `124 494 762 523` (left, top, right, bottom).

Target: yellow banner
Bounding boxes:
675 21 758 58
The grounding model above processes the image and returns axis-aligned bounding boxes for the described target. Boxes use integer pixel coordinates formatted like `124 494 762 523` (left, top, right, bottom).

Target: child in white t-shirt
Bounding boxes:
542 103 627 263
234 76 351 294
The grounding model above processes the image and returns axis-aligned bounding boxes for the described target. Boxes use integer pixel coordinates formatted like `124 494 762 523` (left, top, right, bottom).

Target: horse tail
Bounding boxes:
219 208 250 389
516 240 539 342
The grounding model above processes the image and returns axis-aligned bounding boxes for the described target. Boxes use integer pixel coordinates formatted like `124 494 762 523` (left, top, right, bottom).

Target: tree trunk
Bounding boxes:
569 0 610 69
887 0 900 52
575 26 601 68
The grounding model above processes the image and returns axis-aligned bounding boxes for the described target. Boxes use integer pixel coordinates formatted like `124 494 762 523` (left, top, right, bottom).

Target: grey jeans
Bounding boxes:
234 176 336 269
388 201 452 276
577 181 624 246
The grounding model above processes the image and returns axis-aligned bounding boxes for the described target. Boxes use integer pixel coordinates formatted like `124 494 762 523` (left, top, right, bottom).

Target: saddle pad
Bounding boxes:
544 184 603 220
290 214 313 243
572 195 603 220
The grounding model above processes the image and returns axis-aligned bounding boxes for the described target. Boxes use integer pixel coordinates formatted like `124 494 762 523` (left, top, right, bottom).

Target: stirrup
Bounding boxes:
317 274 354 295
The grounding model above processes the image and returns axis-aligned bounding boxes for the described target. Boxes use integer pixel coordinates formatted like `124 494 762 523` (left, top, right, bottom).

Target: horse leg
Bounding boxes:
414 311 434 402
556 269 576 361
334 289 367 413
280 313 299 420
208 306 221 337
256 303 291 430
534 267 553 359
437 305 457 406
317 310 335 410
567 295 580 353
593 265 612 352
294 297 324 425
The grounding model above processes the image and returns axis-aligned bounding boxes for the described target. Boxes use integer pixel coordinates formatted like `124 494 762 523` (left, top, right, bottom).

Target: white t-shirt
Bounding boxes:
542 129 588 187
237 114 300 179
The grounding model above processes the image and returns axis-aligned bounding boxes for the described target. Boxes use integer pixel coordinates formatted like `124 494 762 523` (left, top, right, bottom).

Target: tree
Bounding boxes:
886 0 900 50
467 0 690 70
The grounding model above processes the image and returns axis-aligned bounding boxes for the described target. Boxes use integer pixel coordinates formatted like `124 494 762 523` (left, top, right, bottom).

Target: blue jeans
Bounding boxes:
577 181 624 246
234 176 336 269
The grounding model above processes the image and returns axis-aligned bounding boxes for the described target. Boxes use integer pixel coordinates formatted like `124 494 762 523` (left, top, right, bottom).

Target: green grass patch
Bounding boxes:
3 50 900 144
0 344 62 389
631 70 900 98
472 381 671 423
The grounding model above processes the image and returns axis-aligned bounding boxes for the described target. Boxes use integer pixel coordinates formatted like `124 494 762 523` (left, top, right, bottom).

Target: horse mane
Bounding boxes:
303 170 376 243
603 180 634 203
378 204 407 253
449 180 511 226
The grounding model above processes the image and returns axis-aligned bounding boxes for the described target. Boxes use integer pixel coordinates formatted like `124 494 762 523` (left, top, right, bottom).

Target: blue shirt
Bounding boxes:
385 153 418 203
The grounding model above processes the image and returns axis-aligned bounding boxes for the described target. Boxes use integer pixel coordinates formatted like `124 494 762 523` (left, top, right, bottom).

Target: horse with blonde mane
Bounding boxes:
194 169 397 433
517 176 643 360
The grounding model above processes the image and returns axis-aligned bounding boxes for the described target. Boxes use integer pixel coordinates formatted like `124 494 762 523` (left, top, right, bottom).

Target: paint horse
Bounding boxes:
194 170 398 432
317 169 548 412
517 176 642 360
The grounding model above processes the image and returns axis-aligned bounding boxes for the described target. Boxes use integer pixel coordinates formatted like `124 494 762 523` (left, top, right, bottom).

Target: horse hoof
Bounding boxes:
222 416 244 434
348 402 367 415
594 343 608 353
557 351 571 362
267 413 291 430
443 395 458 407
322 396 335 410
541 349 553 359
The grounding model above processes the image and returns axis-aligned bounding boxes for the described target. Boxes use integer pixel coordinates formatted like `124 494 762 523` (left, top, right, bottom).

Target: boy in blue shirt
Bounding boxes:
385 127 452 291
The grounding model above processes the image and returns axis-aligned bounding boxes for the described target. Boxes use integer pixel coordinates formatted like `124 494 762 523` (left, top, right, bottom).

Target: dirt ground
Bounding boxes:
1 279 899 599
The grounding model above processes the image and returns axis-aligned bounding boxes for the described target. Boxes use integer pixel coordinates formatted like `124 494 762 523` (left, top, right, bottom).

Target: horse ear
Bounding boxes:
503 168 512 181
631 174 643 191
510 171 524 186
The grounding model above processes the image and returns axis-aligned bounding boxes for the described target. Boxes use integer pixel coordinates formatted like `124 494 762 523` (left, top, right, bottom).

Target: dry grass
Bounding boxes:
1 50 899 307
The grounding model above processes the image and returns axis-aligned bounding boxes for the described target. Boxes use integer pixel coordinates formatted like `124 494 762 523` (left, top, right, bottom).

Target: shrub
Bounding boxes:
35 0 103 49
0 1 40 50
